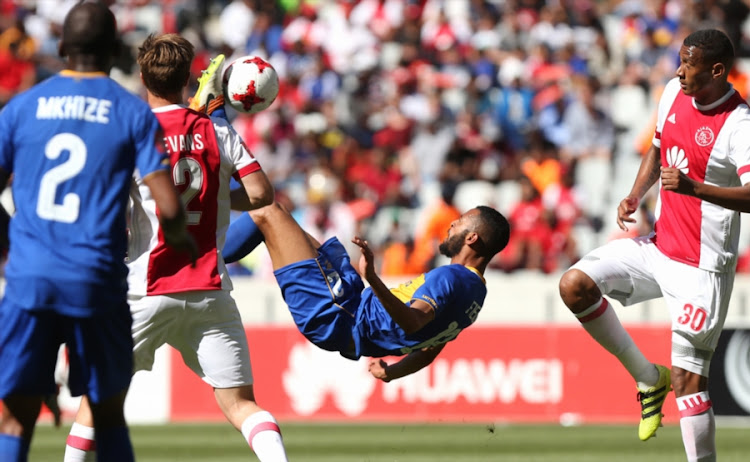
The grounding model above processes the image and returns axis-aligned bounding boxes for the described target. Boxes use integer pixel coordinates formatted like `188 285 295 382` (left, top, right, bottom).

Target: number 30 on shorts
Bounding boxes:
676 303 707 331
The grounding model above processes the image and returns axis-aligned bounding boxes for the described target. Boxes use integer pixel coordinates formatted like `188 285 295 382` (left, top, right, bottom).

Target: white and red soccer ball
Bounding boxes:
222 55 279 114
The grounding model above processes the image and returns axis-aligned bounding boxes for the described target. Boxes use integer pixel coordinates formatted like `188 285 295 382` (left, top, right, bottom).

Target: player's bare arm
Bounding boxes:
368 344 445 382
229 170 274 211
618 143 661 231
352 236 435 334
661 168 750 212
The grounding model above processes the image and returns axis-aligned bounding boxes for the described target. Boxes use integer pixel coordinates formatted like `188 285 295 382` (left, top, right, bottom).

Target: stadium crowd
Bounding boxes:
4 0 750 276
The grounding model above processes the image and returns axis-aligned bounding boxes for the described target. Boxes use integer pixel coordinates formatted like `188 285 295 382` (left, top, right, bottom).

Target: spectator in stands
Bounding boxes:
501 175 552 272
0 24 35 107
380 216 419 276
244 9 283 57
493 55 535 153
219 0 256 54
1 0 749 275
559 75 615 163
410 181 462 273
542 161 585 272
520 129 562 196
534 83 569 148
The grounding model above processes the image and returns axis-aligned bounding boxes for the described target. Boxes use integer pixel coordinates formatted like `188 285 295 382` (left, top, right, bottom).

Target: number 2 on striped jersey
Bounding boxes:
172 157 204 225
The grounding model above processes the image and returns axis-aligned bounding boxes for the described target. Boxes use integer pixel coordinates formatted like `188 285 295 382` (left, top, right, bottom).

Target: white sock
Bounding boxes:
240 411 288 462
64 422 96 462
677 392 716 462
575 298 659 387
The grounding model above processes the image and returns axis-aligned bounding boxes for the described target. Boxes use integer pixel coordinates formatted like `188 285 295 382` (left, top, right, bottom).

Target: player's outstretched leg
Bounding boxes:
189 54 226 116
637 364 672 441
559 269 664 440
249 202 318 270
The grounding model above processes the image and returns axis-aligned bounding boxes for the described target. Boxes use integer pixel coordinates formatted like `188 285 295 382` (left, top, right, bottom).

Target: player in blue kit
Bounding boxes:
246 201 509 381
187 50 510 378
0 4 195 462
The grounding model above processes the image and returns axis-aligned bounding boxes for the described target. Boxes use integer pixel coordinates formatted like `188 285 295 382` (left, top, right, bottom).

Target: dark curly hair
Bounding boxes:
683 29 735 69
472 206 511 259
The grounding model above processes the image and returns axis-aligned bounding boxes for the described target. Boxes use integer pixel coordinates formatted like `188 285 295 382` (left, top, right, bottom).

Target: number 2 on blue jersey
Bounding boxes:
36 133 86 223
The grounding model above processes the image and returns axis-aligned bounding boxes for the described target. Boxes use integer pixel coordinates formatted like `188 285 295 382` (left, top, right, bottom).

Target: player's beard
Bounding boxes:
438 229 469 258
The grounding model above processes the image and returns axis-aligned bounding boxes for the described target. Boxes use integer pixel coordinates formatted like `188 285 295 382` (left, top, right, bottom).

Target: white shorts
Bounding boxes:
571 235 734 376
129 290 253 388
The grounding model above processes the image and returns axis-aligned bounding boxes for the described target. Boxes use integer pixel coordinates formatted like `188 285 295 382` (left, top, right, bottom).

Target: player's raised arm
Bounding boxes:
216 117 274 212
352 236 435 334
231 169 274 211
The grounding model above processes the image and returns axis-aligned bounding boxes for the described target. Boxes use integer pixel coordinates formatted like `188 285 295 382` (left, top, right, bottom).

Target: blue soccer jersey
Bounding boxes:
353 264 487 358
0 71 169 317
274 238 487 360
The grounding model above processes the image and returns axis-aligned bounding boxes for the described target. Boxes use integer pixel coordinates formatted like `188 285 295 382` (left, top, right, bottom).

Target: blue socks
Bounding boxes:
0 433 29 462
224 212 264 264
211 106 227 120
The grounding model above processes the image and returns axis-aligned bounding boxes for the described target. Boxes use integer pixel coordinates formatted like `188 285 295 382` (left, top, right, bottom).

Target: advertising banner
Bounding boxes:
170 326 678 424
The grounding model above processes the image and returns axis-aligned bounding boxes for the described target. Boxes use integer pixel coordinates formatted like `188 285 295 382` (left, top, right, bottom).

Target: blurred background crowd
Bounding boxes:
4 0 750 278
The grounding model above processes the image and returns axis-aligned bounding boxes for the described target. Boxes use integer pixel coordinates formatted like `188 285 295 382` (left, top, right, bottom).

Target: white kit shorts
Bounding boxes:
129 290 253 388
571 235 734 376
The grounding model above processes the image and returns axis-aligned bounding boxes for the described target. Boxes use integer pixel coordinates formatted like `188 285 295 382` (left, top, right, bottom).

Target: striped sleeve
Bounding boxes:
211 116 261 179
727 106 750 185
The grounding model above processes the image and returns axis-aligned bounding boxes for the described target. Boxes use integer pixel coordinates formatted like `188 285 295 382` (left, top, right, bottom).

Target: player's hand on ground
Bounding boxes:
616 195 639 231
352 236 376 278
368 358 391 382
661 166 696 196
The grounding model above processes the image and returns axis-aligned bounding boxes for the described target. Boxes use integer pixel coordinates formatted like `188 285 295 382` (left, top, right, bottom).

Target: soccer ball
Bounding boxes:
222 55 279 114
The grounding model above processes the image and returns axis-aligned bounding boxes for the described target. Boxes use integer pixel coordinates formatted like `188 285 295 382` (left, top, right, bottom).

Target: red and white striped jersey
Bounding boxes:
652 77 750 272
127 104 261 295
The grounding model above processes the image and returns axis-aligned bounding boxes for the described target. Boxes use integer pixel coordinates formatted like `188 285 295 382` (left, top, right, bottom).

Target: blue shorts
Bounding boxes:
0 299 133 403
274 237 364 358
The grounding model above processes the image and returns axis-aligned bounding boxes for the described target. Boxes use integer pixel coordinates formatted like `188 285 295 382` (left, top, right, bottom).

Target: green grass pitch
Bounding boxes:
29 422 749 461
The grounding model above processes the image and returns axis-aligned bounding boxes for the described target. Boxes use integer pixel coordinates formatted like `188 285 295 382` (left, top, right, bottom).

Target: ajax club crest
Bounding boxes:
695 126 714 147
